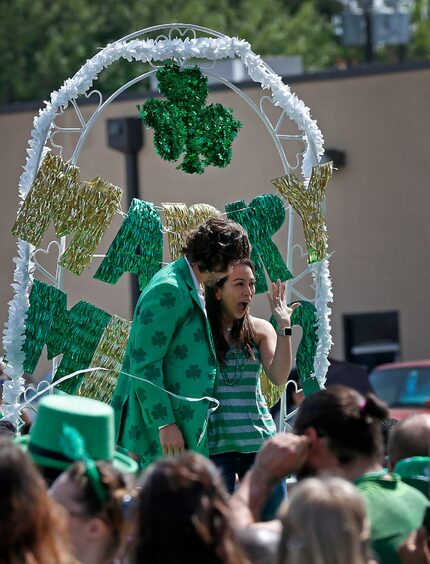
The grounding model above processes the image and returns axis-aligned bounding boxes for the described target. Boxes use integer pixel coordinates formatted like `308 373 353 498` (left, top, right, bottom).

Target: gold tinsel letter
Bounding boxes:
11 153 122 275
162 203 222 261
59 177 122 275
12 152 80 246
78 315 132 404
272 162 332 264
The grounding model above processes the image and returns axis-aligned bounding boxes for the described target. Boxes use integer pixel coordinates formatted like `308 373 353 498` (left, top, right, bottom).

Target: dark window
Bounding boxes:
343 311 400 371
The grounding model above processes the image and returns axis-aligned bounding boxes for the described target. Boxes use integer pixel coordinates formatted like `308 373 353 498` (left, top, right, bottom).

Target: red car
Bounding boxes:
369 360 430 420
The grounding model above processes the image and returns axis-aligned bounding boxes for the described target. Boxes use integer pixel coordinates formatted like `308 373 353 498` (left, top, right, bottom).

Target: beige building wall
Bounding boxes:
1 63 429 376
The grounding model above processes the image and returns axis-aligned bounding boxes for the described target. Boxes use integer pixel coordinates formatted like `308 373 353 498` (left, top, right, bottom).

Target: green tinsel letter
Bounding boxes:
23 280 68 373
22 280 112 395
48 301 112 394
290 301 323 396
226 194 292 293
93 199 163 291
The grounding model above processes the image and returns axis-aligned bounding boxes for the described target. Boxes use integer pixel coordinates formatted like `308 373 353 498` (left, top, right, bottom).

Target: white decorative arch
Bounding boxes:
2 24 331 429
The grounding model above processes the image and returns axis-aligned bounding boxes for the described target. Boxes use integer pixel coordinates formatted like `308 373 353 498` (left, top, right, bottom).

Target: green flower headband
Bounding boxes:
60 424 108 505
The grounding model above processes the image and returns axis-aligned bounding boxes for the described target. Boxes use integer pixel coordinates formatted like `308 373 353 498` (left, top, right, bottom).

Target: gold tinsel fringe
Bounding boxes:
272 162 332 264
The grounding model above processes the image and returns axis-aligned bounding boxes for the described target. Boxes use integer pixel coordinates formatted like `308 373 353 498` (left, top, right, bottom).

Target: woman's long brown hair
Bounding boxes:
206 259 257 365
132 452 248 564
0 437 75 564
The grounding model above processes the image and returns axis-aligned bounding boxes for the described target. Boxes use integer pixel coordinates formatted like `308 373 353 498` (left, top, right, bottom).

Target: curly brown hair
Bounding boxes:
132 452 248 564
0 437 75 564
182 217 250 273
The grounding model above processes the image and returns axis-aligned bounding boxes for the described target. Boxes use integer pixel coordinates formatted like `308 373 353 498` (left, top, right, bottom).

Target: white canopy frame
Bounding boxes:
2 24 331 430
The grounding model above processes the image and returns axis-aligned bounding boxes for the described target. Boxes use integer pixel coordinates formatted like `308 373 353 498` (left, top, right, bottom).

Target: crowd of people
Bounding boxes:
1 217 430 563
2 387 430 563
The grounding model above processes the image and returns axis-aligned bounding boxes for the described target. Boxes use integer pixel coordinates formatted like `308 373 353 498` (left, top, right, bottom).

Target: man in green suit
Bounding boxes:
111 217 250 467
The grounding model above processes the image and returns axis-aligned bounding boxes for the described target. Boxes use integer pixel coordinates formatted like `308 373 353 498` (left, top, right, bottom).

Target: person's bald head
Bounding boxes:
388 413 430 469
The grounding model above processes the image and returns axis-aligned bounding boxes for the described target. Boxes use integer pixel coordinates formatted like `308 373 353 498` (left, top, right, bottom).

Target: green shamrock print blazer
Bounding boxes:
111 257 218 467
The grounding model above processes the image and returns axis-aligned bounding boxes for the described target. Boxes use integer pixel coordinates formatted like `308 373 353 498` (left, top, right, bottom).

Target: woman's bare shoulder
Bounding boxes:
250 316 275 338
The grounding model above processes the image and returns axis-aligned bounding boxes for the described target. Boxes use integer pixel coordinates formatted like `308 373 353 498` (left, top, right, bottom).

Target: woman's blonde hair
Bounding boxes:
278 476 371 564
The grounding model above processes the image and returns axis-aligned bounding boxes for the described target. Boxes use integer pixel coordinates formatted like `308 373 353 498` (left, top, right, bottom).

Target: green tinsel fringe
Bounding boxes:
138 63 242 174
78 315 131 403
226 194 292 293
22 281 113 395
94 198 163 291
49 301 112 394
291 301 318 384
23 280 67 373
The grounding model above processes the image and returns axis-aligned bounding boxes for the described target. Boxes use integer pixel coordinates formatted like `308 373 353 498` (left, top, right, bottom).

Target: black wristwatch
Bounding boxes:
276 326 292 336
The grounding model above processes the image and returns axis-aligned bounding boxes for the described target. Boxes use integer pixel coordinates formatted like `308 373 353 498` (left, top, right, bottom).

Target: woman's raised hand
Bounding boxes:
266 279 300 329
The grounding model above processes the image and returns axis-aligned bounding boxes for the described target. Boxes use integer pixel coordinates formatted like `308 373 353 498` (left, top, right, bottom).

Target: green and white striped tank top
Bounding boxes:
208 345 277 455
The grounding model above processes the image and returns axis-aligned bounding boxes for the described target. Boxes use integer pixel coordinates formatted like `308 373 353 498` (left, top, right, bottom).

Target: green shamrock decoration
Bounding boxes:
128 425 142 442
138 62 242 174
133 347 147 364
194 328 206 343
160 292 176 309
152 331 167 348
186 364 202 381
178 405 195 422
152 403 168 421
144 365 161 381
173 344 188 360
139 310 154 326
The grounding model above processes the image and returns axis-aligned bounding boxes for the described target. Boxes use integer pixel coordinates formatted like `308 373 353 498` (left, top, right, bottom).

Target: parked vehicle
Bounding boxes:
369 361 430 420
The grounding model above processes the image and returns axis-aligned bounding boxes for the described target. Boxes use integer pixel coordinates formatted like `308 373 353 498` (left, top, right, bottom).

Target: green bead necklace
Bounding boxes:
219 347 247 386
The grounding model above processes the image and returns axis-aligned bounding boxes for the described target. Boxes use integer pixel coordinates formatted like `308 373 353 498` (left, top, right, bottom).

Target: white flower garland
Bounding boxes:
311 259 333 385
3 33 328 420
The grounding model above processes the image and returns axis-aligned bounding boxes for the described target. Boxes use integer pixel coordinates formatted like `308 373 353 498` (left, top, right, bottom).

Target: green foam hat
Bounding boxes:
15 395 137 474
394 456 430 478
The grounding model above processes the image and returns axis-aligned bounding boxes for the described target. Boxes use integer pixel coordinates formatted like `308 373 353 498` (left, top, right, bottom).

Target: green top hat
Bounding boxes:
15 395 138 474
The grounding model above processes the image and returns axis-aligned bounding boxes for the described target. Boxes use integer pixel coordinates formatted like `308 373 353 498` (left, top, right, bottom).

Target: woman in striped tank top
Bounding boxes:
206 259 300 498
